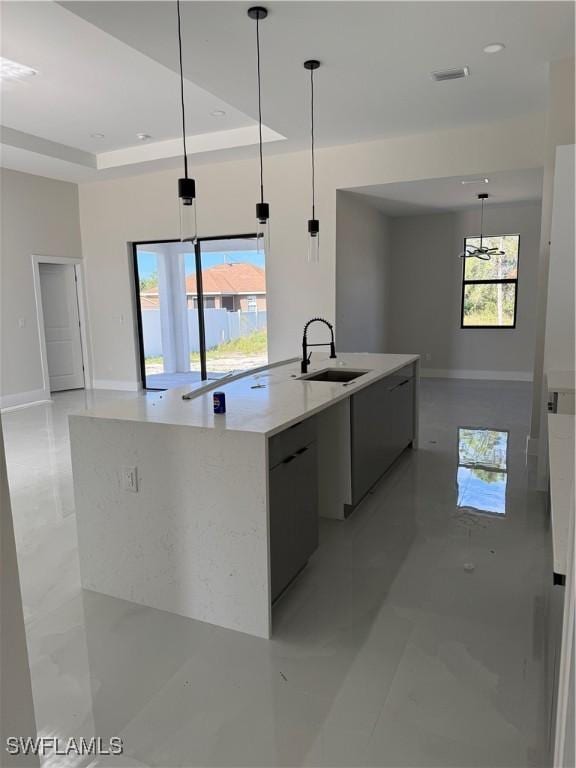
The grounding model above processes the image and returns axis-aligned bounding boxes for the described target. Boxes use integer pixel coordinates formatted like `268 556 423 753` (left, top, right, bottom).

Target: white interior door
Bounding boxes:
39 263 85 392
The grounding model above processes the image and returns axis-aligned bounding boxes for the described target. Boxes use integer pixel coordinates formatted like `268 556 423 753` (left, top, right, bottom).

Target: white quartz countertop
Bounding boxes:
74 353 419 437
548 413 575 576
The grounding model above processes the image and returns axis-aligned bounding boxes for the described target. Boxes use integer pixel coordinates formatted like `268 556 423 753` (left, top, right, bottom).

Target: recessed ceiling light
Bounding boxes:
90 132 105 139
0 57 37 80
461 178 489 185
136 132 151 141
483 43 505 54
210 109 226 117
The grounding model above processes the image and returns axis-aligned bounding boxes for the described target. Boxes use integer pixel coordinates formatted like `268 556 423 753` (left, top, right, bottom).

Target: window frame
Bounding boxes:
460 234 520 330
131 232 258 389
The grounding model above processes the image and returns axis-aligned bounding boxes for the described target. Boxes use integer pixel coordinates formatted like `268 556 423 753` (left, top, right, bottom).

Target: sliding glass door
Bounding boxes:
197 237 267 380
133 235 267 390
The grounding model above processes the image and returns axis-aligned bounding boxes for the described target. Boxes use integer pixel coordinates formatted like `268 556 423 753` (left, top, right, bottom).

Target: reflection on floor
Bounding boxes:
145 370 204 390
457 427 509 516
146 369 242 390
2 380 551 767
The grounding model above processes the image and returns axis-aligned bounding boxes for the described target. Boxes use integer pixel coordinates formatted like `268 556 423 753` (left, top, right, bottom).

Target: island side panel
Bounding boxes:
413 358 421 450
69 416 271 638
317 399 352 520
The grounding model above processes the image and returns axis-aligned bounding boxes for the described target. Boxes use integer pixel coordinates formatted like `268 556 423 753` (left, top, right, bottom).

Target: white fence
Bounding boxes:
141 308 267 357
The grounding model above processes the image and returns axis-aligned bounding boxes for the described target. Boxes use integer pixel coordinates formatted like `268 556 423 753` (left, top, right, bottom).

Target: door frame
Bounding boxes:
31 254 91 399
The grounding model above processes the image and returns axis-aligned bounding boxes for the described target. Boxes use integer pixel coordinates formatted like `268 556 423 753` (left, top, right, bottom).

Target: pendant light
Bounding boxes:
176 0 197 243
304 59 320 263
458 193 504 260
248 6 270 254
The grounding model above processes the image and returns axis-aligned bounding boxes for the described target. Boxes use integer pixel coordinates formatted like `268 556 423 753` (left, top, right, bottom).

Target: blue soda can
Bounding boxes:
213 391 226 414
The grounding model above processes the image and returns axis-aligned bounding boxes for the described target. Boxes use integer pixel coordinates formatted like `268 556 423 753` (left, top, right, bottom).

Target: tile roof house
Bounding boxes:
140 263 266 312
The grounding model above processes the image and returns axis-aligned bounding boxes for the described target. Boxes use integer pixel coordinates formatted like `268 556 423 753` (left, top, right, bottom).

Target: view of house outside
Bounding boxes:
136 243 267 386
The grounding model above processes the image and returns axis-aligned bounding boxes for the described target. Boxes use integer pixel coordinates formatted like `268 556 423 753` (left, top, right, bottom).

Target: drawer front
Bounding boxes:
383 363 414 391
269 417 317 468
396 363 415 379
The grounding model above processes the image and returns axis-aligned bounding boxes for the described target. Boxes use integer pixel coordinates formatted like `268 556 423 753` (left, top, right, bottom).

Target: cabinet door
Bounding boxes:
293 443 319 568
269 458 297 601
269 443 318 602
389 376 414 450
351 374 414 505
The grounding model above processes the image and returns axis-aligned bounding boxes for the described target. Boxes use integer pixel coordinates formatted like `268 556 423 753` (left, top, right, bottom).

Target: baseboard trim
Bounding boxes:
420 368 533 382
0 389 51 412
92 379 141 392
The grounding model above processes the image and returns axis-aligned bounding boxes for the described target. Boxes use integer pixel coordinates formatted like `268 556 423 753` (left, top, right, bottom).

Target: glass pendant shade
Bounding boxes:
178 177 197 243
256 201 270 254
307 219 320 263
256 218 270 255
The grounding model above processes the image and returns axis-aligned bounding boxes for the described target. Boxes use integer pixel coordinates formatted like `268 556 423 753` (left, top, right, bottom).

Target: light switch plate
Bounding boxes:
121 466 138 492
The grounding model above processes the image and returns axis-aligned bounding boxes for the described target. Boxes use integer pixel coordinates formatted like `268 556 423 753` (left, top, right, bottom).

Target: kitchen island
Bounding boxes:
70 353 419 638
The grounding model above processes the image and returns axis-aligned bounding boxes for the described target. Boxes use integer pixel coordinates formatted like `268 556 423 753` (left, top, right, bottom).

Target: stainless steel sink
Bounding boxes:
299 369 370 383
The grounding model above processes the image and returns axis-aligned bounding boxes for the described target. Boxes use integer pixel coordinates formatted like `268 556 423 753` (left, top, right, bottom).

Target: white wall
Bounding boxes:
387 212 457 368
387 201 542 379
544 144 575 374
0 169 82 407
530 57 575 448
78 114 545 387
336 192 391 352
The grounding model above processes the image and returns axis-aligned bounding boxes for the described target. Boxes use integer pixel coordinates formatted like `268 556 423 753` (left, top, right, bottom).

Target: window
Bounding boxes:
133 235 267 390
457 428 508 516
460 234 520 328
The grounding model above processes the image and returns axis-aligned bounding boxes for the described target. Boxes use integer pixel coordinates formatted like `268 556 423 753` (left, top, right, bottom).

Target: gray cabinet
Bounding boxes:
350 365 414 506
269 420 318 601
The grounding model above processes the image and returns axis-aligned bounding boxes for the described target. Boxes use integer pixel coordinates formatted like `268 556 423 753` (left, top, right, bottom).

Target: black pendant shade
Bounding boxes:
248 6 270 254
176 0 197 242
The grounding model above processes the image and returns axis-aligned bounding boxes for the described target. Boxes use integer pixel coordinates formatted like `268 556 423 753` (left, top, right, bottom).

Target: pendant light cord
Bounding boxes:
310 68 316 219
256 15 264 204
177 0 188 179
479 196 484 249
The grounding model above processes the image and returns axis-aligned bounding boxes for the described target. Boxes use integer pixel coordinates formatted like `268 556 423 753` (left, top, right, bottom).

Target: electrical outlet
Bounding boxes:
425 353 432 362
17 318 25 329
121 466 138 493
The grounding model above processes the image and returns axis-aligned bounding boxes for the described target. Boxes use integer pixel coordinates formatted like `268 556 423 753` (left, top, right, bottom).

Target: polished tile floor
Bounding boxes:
2 380 552 767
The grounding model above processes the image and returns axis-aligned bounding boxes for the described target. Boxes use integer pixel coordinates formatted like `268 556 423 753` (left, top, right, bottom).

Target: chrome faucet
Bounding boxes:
301 318 337 374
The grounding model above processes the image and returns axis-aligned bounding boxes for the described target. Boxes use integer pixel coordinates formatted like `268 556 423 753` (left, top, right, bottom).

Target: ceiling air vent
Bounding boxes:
431 66 470 82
